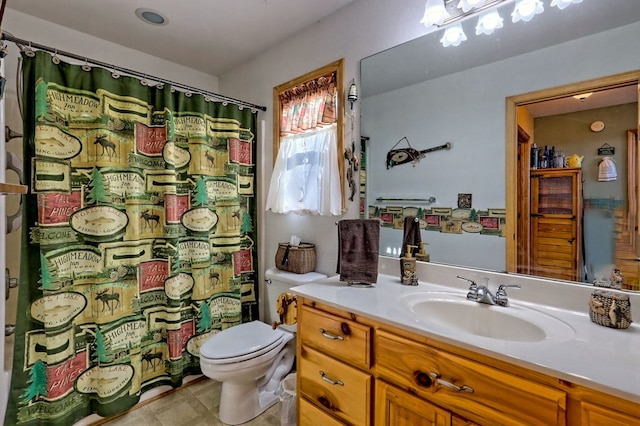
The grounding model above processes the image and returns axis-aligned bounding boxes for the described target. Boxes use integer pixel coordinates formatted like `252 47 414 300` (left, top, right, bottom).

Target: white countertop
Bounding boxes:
291 257 640 405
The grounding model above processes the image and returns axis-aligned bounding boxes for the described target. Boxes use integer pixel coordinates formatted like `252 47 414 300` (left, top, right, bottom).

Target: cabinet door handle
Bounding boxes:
429 372 474 393
319 371 344 386
319 328 344 341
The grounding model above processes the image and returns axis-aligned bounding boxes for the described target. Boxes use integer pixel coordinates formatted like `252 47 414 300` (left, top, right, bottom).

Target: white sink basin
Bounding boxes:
401 292 575 343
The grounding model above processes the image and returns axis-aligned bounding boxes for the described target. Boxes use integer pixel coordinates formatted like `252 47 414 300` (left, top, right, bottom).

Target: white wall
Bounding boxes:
218 0 433 302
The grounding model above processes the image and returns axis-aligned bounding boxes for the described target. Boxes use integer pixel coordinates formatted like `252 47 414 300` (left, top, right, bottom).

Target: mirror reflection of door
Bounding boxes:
507 71 640 289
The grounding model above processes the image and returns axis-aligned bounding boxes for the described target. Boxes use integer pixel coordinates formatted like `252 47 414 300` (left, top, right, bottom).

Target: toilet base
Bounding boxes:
217 341 295 425
219 380 279 425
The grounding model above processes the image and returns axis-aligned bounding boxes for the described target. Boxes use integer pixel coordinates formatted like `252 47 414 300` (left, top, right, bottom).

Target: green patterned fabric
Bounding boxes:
5 51 259 425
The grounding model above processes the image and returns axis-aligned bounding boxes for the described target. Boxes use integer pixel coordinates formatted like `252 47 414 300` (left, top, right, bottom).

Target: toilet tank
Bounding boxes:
264 267 327 329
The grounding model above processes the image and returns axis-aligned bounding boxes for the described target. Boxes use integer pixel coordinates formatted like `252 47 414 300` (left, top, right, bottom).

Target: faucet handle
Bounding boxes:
457 275 477 289
458 276 480 301
495 284 521 306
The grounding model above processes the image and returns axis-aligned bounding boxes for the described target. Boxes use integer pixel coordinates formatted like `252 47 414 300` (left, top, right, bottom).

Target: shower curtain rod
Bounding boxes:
1 31 267 112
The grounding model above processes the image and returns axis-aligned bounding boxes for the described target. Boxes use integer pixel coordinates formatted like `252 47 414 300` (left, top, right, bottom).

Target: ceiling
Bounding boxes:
5 0 354 76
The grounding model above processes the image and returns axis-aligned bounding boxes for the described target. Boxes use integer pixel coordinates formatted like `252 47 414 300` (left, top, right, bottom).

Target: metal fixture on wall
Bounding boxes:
420 0 584 47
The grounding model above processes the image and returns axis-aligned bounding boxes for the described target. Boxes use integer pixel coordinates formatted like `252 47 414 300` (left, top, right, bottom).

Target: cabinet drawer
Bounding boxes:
300 344 372 425
376 330 566 426
299 305 371 369
299 398 346 426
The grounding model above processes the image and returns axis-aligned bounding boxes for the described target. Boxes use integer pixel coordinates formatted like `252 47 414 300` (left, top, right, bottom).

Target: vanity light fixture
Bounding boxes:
476 9 504 35
420 0 451 27
421 0 582 47
511 0 544 23
550 0 582 10
441 23 467 46
457 0 485 13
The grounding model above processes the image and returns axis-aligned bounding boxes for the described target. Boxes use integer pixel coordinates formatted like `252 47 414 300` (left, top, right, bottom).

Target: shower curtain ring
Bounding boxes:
51 49 60 64
25 42 35 57
82 58 91 72
140 75 148 86
111 66 120 79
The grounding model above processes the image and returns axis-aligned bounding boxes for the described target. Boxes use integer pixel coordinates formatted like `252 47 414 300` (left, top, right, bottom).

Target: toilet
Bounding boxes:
200 267 327 425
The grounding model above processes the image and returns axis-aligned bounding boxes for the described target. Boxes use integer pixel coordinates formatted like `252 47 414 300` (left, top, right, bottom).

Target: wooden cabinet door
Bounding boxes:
580 401 640 425
530 168 582 281
375 380 451 426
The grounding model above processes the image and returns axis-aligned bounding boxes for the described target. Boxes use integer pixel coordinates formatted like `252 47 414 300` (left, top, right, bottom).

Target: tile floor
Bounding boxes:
96 378 282 426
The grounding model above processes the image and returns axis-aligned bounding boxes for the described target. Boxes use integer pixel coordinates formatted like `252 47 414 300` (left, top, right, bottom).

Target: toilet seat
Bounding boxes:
201 321 286 364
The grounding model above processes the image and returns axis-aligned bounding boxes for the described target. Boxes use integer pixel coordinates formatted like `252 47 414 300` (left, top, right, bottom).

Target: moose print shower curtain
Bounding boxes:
5 51 259 425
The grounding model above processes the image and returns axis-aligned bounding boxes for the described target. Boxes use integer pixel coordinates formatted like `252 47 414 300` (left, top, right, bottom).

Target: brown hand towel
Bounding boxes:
336 219 380 284
399 216 421 276
399 216 422 258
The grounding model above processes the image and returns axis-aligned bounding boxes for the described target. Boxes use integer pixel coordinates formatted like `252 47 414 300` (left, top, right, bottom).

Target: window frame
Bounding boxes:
272 59 345 212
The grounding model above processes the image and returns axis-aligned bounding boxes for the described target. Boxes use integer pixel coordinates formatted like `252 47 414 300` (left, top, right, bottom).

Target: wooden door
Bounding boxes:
530 168 582 281
375 380 451 426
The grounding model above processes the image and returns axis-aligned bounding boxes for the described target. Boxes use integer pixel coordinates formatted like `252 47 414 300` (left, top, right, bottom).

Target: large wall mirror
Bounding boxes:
360 0 640 291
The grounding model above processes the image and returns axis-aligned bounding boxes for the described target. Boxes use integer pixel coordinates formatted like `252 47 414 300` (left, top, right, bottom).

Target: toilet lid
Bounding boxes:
200 321 285 361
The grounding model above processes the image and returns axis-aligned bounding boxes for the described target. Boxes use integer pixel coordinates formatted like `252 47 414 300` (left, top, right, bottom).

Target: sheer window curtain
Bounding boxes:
266 123 341 215
266 74 341 215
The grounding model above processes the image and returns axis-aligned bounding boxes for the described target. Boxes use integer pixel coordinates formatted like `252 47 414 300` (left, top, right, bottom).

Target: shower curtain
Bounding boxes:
5 51 259 425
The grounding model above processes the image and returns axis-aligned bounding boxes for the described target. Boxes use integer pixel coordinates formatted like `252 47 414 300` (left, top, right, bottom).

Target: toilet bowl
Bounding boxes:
199 267 327 425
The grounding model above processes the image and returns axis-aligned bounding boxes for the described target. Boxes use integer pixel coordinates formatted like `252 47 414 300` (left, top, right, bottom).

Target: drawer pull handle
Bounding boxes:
429 372 474 393
319 328 344 341
319 371 344 386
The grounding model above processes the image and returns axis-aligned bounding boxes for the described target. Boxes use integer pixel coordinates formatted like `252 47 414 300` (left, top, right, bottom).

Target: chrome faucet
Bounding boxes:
456 276 520 307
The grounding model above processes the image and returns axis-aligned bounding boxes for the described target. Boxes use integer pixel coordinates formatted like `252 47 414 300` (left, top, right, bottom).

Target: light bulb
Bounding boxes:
550 0 582 10
512 0 544 23
476 9 503 35
420 0 450 27
440 23 467 47
458 0 484 13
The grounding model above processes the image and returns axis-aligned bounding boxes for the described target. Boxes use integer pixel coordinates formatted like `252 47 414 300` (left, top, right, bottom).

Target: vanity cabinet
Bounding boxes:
530 167 582 281
295 297 640 426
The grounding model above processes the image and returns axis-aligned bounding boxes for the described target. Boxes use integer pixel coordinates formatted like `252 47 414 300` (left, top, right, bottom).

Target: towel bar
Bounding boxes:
375 197 436 203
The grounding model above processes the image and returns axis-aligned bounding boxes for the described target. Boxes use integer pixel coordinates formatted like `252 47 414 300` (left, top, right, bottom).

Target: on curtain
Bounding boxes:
279 73 336 136
266 123 341 215
5 51 259 425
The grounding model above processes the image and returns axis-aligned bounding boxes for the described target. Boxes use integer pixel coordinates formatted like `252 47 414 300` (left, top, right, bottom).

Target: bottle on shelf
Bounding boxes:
530 142 538 169
549 146 555 168
542 145 549 168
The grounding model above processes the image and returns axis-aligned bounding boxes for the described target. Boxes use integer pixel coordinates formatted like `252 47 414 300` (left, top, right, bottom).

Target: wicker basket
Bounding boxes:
275 243 316 274
589 290 632 329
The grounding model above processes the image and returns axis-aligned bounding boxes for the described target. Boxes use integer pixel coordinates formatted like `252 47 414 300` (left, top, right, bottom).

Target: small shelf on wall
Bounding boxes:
0 182 27 194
